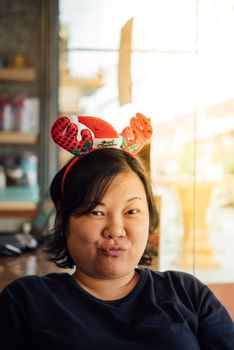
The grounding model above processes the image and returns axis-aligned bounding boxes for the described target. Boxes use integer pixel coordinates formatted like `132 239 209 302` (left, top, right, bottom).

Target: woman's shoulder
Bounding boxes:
1 272 71 296
138 268 221 320
140 268 208 299
142 268 204 284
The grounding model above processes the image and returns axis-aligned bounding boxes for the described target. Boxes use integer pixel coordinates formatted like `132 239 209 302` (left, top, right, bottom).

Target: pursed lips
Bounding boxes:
98 246 128 257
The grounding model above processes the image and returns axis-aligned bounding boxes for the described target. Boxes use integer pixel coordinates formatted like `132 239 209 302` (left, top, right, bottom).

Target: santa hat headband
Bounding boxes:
51 113 152 195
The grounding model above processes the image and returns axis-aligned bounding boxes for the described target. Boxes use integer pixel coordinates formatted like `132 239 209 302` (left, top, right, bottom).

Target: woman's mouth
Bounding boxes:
98 247 127 257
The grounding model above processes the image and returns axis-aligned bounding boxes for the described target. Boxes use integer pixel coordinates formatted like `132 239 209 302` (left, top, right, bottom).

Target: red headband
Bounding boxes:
51 113 152 195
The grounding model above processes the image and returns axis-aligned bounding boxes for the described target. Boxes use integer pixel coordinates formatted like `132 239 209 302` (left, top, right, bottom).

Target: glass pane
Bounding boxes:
59 0 234 287
194 0 234 283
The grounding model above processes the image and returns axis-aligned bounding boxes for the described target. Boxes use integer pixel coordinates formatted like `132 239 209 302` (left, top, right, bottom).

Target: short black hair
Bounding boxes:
46 148 159 268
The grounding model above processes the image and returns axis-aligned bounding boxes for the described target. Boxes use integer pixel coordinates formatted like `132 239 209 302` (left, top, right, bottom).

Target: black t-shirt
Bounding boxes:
0 268 233 350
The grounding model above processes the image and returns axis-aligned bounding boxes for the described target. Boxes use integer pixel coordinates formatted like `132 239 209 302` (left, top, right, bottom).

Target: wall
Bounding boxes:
0 0 41 97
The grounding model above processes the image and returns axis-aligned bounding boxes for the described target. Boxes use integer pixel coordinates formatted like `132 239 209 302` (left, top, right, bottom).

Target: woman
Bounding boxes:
0 115 233 349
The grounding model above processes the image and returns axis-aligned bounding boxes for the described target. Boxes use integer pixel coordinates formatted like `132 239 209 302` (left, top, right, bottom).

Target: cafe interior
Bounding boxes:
0 0 234 319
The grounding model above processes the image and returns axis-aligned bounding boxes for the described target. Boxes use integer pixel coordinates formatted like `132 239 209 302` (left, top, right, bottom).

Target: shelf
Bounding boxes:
0 201 37 210
0 186 39 217
0 202 37 218
0 185 39 201
0 131 37 144
0 67 36 82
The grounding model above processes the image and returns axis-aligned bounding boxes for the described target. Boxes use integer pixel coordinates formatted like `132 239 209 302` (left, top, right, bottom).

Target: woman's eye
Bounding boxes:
127 209 139 215
91 210 104 216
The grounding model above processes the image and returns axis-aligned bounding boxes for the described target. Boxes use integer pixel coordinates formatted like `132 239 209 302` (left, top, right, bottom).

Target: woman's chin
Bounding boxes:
94 261 133 279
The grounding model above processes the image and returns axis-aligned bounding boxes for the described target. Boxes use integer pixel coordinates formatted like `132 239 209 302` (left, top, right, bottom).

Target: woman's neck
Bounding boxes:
72 269 140 301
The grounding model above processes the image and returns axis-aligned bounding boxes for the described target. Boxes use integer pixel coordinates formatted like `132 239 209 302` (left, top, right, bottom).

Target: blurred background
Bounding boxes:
0 0 234 318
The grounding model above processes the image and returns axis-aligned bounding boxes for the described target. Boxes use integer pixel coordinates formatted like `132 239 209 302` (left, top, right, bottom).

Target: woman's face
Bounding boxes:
67 171 149 279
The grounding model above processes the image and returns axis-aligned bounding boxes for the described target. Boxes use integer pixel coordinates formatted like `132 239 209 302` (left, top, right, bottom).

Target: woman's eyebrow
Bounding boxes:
93 201 105 207
127 196 143 203
98 197 143 207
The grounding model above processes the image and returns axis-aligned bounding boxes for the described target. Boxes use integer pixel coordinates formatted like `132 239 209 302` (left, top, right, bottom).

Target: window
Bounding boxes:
59 0 234 285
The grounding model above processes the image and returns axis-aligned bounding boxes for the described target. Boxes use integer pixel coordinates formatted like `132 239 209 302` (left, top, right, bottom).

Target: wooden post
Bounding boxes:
118 18 133 106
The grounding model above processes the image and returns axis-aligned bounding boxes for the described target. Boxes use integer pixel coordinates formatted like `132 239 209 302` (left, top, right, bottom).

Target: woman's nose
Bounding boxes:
102 221 126 240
